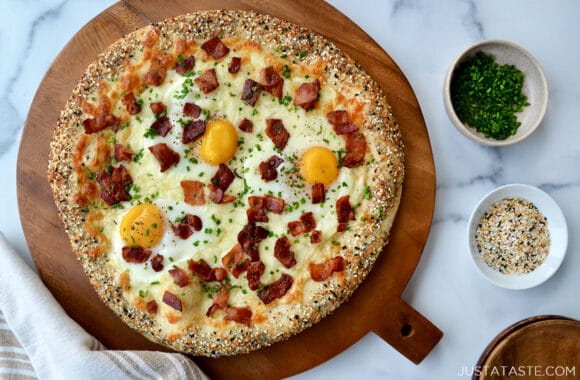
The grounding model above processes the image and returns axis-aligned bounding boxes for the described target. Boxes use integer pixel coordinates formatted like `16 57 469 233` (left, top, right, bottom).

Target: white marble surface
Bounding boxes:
1 0 579 379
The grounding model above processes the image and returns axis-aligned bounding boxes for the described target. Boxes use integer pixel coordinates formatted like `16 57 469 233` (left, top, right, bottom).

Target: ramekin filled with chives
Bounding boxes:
443 40 548 146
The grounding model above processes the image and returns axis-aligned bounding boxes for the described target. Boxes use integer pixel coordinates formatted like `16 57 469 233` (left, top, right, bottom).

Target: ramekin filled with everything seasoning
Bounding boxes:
444 40 548 146
467 184 568 290
476 197 550 275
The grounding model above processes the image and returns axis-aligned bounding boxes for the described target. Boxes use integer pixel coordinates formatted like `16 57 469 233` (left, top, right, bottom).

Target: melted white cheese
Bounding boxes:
103 48 368 299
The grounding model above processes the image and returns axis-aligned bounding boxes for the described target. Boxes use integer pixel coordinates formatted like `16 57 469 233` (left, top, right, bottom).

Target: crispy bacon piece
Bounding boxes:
246 194 285 223
180 180 205 206
274 237 296 268
336 196 355 223
82 116 99 134
121 93 141 115
247 195 263 209
336 195 355 232
334 123 358 135
336 195 354 232
206 285 229 317
96 165 132 205
149 102 167 115
288 212 316 237
311 183 325 204
194 68 219 94
208 163 236 202
148 143 179 172
83 113 120 134
211 164 235 191
188 259 213 282
171 222 193 240
182 120 206 144
188 259 226 282
259 155 284 182
144 57 168 87
246 261 265 290
310 230 322 244
259 66 284 99
293 79 320 110
342 132 367 168
224 307 252 327
222 244 249 278
265 119 289 151
174 55 195 75
201 36 230 59
237 118 253 132
183 102 201 118
207 184 236 204
288 221 305 236
162 291 182 311
264 195 285 214
169 268 191 288
121 246 152 264
247 197 268 223
228 56 241 74
213 267 228 282
241 79 262 106
150 254 164 272
207 184 234 204
150 116 172 137
327 110 359 135
301 212 316 231
237 223 269 261
258 274 294 305
146 300 158 315
172 223 193 239
327 110 349 127
114 144 134 162
181 214 203 231
309 256 344 281
182 213 203 231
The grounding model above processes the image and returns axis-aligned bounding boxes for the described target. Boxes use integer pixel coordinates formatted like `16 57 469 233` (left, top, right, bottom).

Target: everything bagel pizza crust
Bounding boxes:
48 10 404 356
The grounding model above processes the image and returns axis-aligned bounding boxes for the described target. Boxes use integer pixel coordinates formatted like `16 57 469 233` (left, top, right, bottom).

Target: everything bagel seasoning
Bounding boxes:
476 197 550 275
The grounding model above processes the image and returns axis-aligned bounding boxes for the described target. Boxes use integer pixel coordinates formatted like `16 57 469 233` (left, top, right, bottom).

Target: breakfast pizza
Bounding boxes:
48 10 404 356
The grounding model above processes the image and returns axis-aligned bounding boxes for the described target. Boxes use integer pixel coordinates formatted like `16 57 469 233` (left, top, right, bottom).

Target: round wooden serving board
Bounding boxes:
475 315 580 380
17 1 442 378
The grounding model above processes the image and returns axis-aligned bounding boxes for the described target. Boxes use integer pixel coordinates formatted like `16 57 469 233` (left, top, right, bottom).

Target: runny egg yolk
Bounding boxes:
198 119 238 165
300 146 339 186
120 203 165 248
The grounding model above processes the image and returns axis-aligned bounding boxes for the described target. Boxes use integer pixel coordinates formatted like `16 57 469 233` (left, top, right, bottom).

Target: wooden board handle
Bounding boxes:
373 298 443 364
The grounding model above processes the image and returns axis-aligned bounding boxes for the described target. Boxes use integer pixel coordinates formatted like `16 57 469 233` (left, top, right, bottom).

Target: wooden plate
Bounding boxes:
475 315 580 380
16 1 442 378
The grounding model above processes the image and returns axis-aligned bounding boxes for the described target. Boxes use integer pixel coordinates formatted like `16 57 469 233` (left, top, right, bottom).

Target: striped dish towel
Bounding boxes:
0 231 208 380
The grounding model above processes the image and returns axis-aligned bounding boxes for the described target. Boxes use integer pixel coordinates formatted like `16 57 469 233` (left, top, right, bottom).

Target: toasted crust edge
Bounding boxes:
47 10 404 356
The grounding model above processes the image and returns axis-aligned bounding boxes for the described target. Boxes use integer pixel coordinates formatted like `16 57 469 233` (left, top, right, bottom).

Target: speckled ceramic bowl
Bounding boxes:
467 184 567 289
444 40 548 146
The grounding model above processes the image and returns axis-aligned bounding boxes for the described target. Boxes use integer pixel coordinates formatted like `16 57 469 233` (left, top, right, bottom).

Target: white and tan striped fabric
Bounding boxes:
0 231 208 380
0 311 37 379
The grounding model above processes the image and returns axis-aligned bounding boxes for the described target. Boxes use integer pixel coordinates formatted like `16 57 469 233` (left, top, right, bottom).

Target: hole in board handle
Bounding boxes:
400 324 414 338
